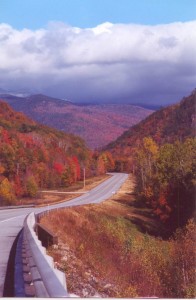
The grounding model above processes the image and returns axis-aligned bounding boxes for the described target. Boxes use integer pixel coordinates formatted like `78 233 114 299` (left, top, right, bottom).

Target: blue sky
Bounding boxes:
0 0 196 105
1 0 196 29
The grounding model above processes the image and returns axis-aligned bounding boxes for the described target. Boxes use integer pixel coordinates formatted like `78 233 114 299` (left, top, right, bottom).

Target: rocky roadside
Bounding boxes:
50 241 119 298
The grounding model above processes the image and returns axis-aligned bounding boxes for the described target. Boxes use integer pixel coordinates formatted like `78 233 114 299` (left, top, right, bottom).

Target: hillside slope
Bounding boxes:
0 100 96 205
103 91 196 231
0 94 153 149
105 90 196 159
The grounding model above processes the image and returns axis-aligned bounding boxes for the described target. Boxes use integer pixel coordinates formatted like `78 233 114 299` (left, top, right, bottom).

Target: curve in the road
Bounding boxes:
0 172 128 296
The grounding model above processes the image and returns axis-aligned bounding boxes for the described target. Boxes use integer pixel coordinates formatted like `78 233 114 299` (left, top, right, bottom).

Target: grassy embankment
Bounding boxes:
41 175 195 298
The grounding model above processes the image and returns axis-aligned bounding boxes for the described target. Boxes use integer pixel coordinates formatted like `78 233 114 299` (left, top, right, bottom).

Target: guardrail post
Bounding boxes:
23 212 69 297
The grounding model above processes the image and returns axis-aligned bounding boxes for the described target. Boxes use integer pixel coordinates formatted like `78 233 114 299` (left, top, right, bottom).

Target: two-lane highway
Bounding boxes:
0 172 128 296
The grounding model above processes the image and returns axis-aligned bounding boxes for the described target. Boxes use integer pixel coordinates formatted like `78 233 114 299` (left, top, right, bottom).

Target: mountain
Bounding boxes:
0 87 30 97
0 100 98 205
105 90 196 161
0 93 153 149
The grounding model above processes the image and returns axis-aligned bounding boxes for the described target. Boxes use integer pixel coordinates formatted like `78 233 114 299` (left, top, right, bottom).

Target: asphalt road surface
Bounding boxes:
0 172 128 296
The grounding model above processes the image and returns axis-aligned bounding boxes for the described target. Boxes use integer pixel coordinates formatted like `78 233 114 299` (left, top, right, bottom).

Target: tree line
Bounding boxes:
134 137 195 232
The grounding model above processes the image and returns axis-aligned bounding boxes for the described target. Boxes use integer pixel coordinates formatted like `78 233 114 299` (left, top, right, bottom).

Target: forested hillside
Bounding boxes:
0 93 153 149
0 101 113 205
104 91 196 231
106 89 196 166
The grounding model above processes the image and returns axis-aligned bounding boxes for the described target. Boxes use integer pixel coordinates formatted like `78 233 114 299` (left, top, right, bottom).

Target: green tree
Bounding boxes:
135 137 158 199
0 177 16 205
26 176 38 197
134 137 196 229
155 138 196 227
0 143 16 178
101 151 115 171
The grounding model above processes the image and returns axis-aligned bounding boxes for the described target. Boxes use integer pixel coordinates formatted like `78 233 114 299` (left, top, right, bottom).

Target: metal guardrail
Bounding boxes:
24 212 69 297
36 222 58 248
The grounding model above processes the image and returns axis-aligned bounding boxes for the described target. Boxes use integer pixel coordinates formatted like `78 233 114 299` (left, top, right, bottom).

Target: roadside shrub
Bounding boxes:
41 208 196 298
26 176 38 197
168 219 196 298
0 177 16 205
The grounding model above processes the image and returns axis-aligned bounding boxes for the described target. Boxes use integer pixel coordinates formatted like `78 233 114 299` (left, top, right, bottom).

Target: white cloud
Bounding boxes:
0 21 195 104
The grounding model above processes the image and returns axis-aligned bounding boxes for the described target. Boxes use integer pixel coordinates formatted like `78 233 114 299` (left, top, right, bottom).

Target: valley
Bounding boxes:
0 90 195 298
1 3 195 298
0 93 153 149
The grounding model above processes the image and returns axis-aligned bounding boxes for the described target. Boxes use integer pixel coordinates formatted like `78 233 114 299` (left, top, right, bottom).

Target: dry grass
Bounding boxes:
40 174 196 298
41 174 167 297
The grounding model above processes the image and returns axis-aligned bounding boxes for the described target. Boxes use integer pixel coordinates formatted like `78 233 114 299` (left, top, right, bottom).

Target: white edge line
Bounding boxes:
0 214 27 223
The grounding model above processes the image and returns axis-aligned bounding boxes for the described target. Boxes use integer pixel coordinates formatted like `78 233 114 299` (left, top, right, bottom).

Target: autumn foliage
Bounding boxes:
0 101 113 205
1 93 153 149
133 137 196 231
103 91 196 232
105 90 196 172
42 205 196 298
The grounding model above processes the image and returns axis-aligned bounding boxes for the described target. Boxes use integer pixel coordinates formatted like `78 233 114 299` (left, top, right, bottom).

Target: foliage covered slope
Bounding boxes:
105 89 196 164
0 100 111 205
0 93 153 149
104 91 196 231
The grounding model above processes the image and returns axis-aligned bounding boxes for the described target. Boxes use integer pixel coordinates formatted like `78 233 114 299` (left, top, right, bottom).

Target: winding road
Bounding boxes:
0 172 128 296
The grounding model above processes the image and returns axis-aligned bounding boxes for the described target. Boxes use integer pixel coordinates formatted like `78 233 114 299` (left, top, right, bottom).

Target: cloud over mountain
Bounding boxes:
0 21 196 104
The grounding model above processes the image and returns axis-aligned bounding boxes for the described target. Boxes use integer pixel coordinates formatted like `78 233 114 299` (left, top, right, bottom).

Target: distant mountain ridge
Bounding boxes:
0 93 153 149
105 90 196 159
